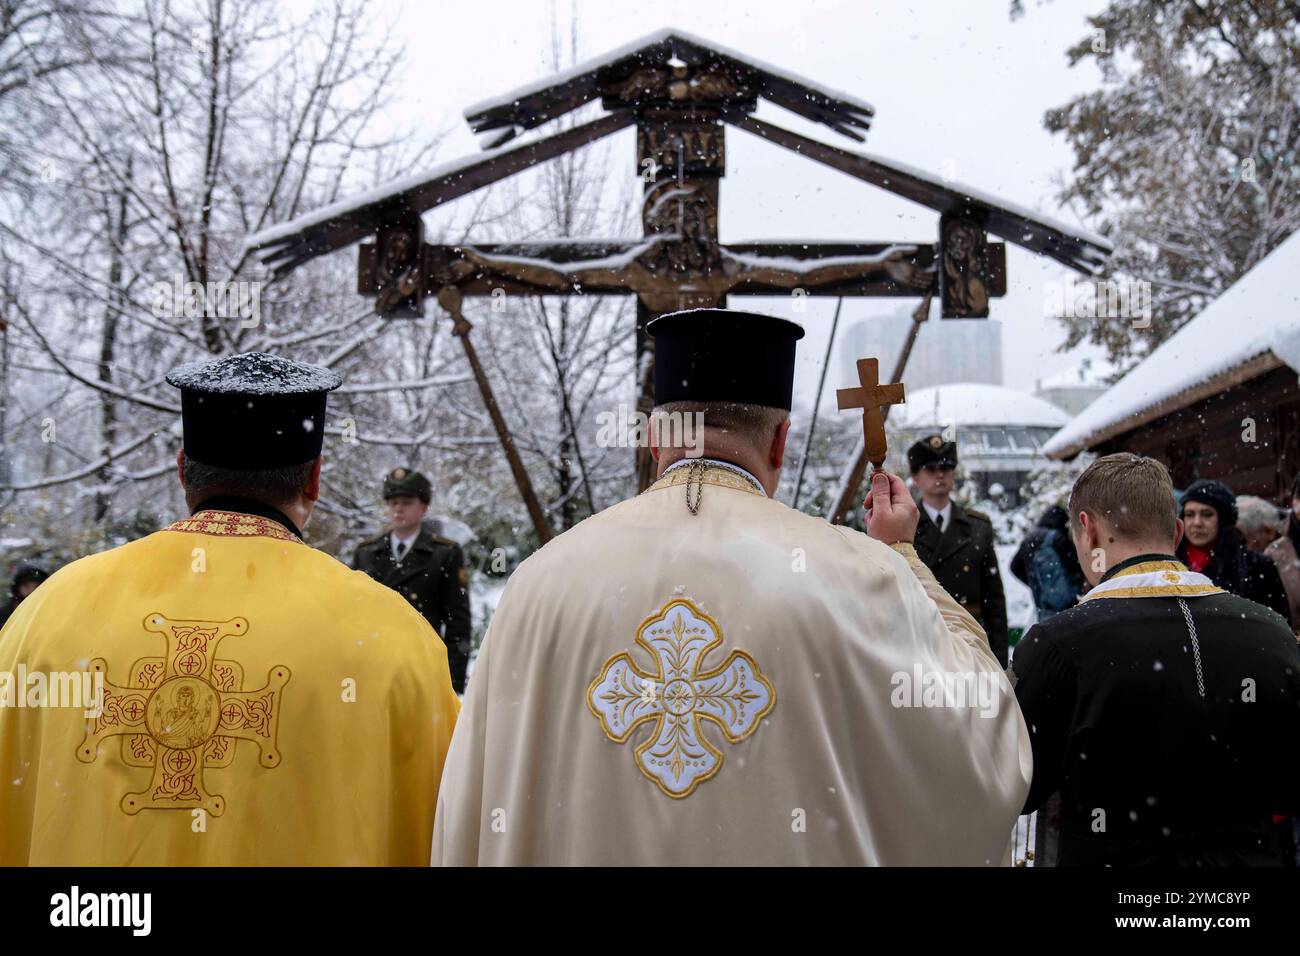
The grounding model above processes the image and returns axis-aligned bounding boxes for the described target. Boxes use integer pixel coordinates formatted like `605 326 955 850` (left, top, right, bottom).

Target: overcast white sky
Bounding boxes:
365 0 1114 410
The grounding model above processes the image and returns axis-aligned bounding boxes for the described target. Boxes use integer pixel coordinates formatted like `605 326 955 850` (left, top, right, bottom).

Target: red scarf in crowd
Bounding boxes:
1183 542 1213 573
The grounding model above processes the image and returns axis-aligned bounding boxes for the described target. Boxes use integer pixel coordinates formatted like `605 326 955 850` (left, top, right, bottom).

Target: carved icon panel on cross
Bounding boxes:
938 209 1005 319
370 215 425 317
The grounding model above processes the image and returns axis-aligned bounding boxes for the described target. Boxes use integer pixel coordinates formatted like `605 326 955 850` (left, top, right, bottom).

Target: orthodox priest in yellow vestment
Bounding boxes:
0 353 459 865
432 309 1030 866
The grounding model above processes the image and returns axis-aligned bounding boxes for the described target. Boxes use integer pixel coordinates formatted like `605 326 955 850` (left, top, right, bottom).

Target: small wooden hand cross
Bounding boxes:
836 357 905 470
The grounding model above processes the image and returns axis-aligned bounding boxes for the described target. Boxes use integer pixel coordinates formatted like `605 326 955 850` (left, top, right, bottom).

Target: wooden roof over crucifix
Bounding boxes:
244 27 1111 287
241 28 1113 539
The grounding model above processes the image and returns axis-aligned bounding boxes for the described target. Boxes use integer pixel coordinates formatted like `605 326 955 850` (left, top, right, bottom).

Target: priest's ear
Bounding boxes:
769 415 792 470
176 448 186 490
303 456 323 502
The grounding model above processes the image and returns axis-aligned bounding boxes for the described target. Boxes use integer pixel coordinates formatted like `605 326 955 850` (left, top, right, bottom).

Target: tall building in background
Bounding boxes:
840 309 1003 390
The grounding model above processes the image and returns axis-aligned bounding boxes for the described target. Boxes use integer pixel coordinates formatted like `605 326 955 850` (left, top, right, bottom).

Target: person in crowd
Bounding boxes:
1237 494 1285 553
909 435 1010 666
433 308 1029 866
1010 505 1087 621
352 468 473 694
0 352 458 865
1176 479 1290 624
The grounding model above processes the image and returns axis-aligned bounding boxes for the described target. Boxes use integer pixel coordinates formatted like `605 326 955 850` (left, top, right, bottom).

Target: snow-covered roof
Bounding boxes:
890 383 1070 430
731 114 1111 275
1044 229 1300 459
464 27 875 146
244 140 523 252
848 148 1112 258
721 244 916 273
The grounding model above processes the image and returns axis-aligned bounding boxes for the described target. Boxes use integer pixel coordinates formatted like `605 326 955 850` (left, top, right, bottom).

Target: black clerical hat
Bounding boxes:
166 352 342 470
647 308 804 409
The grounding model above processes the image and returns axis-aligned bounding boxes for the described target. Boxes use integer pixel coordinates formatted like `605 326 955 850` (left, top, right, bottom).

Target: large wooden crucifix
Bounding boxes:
245 29 1110 540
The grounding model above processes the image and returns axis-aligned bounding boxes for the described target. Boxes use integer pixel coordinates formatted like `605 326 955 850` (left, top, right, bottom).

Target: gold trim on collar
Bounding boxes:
648 464 765 498
1089 584 1223 600
165 510 299 543
1109 559 1187 579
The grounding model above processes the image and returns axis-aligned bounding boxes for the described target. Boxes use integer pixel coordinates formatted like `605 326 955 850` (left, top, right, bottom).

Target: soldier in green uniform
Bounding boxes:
352 467 473 692
908 435 1009 667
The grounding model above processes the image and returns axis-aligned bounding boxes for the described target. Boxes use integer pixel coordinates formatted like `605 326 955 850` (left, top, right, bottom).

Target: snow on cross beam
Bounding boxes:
354 240 955 304
241 111 636 279
729 114 1112 277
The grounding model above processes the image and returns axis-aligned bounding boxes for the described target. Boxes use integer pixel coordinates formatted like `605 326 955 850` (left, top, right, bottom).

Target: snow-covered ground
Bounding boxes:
463 574 508 691
997 543 1036 635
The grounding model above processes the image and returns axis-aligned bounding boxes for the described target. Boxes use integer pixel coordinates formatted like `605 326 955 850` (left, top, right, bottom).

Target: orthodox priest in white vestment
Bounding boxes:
433 308 1031 866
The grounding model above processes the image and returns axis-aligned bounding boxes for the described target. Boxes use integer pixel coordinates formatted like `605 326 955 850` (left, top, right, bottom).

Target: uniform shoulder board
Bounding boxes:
965 507 992 523
359 531 389 547
428 533 459 549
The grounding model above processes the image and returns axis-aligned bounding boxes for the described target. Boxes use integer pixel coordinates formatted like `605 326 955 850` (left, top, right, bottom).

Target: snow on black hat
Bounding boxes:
166 352 341 470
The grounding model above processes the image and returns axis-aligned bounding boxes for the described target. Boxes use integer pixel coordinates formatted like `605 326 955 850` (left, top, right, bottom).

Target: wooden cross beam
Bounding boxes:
836 358 905 470
358 240 984 309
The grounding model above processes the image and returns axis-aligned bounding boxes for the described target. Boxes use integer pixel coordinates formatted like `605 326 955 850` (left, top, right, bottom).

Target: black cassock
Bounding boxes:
1014 553 1300 866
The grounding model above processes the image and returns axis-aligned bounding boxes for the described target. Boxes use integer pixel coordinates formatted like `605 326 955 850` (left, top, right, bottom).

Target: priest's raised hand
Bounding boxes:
863 470 920 545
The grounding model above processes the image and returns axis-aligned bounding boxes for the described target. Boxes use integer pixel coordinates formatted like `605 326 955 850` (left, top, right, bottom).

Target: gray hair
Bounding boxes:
1236 495 1284 534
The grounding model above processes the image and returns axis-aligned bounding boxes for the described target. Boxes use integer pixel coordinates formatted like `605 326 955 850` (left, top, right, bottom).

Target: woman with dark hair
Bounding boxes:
1178 479 1291 624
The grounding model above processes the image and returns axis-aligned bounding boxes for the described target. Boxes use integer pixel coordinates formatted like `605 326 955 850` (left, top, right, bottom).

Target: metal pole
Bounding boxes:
791 297 843 509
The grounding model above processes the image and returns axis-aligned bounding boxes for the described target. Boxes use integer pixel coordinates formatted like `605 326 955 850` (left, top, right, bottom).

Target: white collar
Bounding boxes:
923 501 952 526
661 457 767 497
1081 560 1224 601
390 529 419 554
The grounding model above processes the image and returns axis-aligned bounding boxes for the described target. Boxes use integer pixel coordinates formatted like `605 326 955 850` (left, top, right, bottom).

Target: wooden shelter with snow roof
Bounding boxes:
1044 229 1300 498
245 28 1111 539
